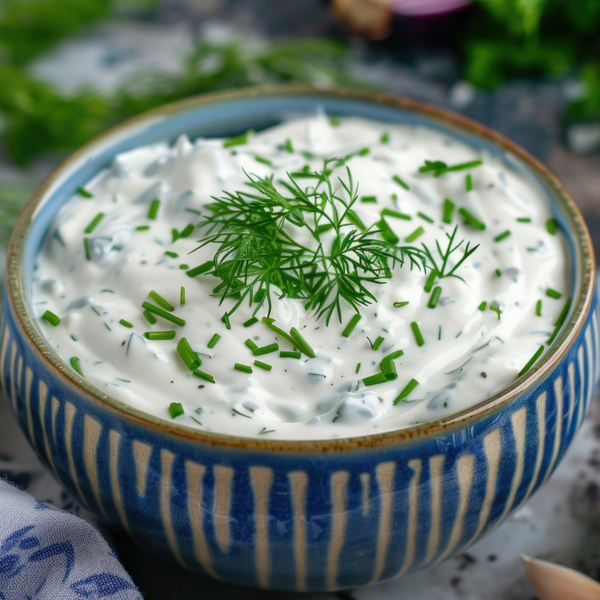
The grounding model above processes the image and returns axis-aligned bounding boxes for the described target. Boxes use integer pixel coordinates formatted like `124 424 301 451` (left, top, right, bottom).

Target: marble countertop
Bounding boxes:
2 9 600 598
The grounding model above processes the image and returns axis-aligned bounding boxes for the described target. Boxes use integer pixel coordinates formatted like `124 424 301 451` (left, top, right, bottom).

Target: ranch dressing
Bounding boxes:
32 114 570 440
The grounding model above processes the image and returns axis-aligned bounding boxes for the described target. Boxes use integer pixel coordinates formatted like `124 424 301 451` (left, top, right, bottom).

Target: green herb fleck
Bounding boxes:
394 379 419 404
83 237 91 261
177 337 201 371
418 212 434 223
517 217 531 223
284 138 294 153
141 302 185 326
536 299 542 316
442 198 455 224
77 187 93 198
547 297 572 345
280 351 301 359
221 313 231 330
180 287 185 306
495 269 502 277
428 286 442 309
372 336 385 351
458 207 486 230
466 174 473 191
144 331 176 340
383 350 404 361
187 261 213 278
244 317 259 327
424 269 437 293
149 291 174 312
192 370 215 383
494 230 511 242
223 130 253 148
245 339 258 350
136 225 150 231
405 226 425 243
70 356 84 377
518 345 544 377
252 343 279 356
143 310 157 325
381 359 398 380
169 402 184 419
490 304 502 320
255 155 272 166
381 132 390 143
478 301 487 311
234 363 253 374
362 372 388 386
546 288 562 299
84 212 104 234
546 218 557 235
254 361 272 371
42 310 60 326
392 174 410 190
119 319 133 328
207 333 220 349
381 208 411 220
290 327 316 358
411 321 425 346
393 301 409 308
148 199 160 220
342 314 362 338
361 195 377 203
355 363 361 374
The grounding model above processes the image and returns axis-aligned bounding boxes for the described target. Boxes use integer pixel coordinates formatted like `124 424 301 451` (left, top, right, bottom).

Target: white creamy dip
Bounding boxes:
32 114 570 440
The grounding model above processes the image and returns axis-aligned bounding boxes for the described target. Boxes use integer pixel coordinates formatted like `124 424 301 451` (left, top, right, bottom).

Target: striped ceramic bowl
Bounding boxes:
3 87 597 591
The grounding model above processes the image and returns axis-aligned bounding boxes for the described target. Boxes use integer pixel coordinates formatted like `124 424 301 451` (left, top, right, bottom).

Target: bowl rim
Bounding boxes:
6 85 596 452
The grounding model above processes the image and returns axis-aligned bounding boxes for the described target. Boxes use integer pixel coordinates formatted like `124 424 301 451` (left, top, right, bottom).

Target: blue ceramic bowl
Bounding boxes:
3 87 598 591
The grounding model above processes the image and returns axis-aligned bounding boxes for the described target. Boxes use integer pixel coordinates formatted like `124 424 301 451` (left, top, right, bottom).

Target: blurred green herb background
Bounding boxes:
0 0 598 248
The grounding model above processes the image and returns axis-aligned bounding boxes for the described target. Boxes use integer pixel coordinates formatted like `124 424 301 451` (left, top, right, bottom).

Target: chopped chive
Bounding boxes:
361 195 378 203
438 326 442 340
518 345 544 377
356 363 361 374
358 147 370 156
255 155 272 165
394 379 419 404
141 302 185 326
187 261 213 278
381 132 390 143
254 360 272 371
536 299 542 316
172 228 180 243
70 357 84 377
393 301 409 308
223 130 253 147
418 212 434 223
372 336 385 351
84 237 91 260
280 351 301 359
405 226 425 243
245 339 258 350
494 230 511 242
42 310 60 326
391 193 398 201
330 118 341 126
148 199 160 220
84 212 104 234
411 322 425 346
284 138 294 153
490 305 502 320
428 286 442 309
252 343 279 356
169 402 184 419
179 224 194 238
207 333 220 349
193 369 215 383
190 416 202 426
144 331 176 340
290 327 316 358
342 314 362 337
362 373 388 386
392 175 410 190
181 263 191 269
442 198 455 224
259 427 276 434
136 225 150 231
143 310 157 325
180 287 185 306
547 297 572 345
438 159 483 176
149 290 174 312
91 306 101 316
177 337 201 371
234 363 253 374
466 174 473 191
546 288 562 299
546 219 557 235
375 218 400 244
384 350 404 361
381 208 411 220
478 301 487 311
119 319 134 329
261 318 296 345
244 317 259 327
381 359 398 380
495 269 502 277
517 217 531 223
424 269 437 293
221 313 231 330
458 207 486 230
77 187 93 198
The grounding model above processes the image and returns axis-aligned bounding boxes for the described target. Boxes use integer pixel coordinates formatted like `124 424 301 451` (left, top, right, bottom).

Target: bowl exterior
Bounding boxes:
2 291 598 591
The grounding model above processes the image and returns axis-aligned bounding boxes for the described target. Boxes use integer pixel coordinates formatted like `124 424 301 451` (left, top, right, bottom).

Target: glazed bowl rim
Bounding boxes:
6 85 595 452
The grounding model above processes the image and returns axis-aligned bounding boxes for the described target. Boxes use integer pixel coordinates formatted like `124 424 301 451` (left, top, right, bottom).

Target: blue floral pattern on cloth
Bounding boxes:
0 479 141 599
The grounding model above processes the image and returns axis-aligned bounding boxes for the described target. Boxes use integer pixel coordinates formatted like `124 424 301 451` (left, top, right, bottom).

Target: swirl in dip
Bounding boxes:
32 114 570 440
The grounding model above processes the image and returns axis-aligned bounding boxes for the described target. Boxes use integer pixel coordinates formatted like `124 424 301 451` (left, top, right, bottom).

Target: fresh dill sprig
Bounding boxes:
192 161 426 324
421 225 480 284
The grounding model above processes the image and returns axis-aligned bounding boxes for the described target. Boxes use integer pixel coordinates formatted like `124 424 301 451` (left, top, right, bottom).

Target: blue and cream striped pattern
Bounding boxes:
3 295 598 591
